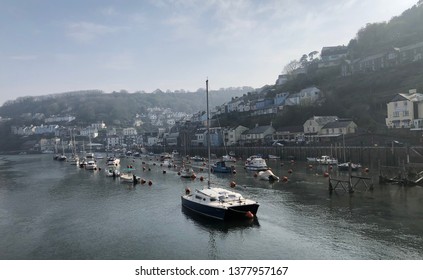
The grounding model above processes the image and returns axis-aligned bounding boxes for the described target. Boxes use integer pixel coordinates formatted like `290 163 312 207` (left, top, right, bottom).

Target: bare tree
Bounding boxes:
283 59 301 75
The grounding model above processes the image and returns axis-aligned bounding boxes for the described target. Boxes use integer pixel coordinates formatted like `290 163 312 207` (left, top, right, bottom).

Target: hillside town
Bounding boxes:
3 37 423 154
6 83 422 154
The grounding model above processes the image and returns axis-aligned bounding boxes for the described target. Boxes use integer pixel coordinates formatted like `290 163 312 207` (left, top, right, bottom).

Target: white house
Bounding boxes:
303 116 339 134
386 89 423 129
223 125 248 146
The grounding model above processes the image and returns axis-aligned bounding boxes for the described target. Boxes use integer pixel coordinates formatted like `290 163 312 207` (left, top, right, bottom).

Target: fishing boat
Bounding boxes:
181 79 259 220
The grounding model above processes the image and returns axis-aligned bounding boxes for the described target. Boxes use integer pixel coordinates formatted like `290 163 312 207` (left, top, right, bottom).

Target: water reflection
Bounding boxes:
181 207 260 233
181 207 260 259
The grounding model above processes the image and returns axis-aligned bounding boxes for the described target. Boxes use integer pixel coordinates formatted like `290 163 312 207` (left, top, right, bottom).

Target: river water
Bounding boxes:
0 154 422 260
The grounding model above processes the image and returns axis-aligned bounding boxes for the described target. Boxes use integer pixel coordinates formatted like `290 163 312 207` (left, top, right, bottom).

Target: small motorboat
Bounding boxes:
257 169 280 181
180 167 196 179
190 155 204 162
106 156 120 166
337 162 362 171
105 167 120 177
245 155 268 171
211 161 235 173
307 155 338 165
222 154 236 162
120 172 139 183
85 160 98 170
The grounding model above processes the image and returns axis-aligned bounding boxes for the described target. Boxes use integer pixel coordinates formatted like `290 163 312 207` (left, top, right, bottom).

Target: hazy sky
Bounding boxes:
0 0 418 106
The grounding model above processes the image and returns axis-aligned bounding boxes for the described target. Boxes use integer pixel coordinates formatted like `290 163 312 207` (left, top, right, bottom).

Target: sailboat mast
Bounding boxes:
206 79 211 187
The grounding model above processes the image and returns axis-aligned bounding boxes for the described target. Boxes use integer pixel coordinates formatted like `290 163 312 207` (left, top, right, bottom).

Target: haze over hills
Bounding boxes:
0 87 254 124
1 2 423 132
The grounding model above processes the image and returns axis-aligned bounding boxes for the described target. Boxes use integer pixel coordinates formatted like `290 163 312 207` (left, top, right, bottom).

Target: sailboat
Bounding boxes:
69 129 79 165
57 140 67 161
181 80 259 220
337 134 361 171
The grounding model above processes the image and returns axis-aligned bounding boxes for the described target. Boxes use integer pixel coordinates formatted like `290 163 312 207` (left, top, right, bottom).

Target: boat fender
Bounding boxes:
200 176 204 181
141 179 146 184
288 169 293 174
282 176 288 182
245 211 254 219
185 187 191 195
323 172 329 177
163 170 166 174
148 180 153 186
365 167 369 173
230 181 236 188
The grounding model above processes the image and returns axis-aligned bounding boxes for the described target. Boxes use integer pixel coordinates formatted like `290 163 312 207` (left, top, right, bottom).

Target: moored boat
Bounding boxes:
257 169 280 181
106 156 120 166
211 161 234 173
85 160 97 170
308 155 338 165
245 155 268 171
181 79 259 221
181 187 259 220
180 167 196 179
337 162 362 171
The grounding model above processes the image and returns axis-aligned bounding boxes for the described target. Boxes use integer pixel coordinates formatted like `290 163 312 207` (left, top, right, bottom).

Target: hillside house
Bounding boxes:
223 125 248 146
320 119 357 136
303 116 339 135
274 92 289 106
298 87 321 106
191 128 207 147
239 125 275 146
318 45 348 68
386 89 423 129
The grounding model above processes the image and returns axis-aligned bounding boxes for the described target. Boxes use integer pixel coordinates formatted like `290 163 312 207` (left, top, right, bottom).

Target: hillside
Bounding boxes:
0 87 253 125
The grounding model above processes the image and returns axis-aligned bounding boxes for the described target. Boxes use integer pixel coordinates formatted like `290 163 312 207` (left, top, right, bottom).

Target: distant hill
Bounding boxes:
0 87 254 125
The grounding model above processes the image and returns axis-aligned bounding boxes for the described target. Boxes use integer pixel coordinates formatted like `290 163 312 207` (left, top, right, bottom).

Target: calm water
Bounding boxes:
0 154 422 260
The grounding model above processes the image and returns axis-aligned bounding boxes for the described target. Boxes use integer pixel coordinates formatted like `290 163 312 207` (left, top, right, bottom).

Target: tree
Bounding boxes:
299 54 308 68
308 51 319 61
283 60 301 76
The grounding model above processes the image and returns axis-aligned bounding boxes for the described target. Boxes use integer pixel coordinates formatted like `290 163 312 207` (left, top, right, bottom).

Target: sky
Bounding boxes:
0 0 418 106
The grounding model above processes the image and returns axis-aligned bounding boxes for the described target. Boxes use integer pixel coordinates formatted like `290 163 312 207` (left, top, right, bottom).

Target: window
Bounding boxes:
403 111 409 117
393 112 400 117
